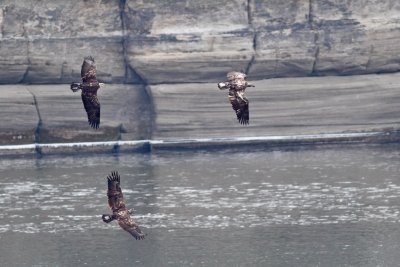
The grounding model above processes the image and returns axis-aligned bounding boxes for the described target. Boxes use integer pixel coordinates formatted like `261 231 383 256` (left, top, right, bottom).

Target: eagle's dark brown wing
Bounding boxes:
81 56 97 83
81 89 100 129
107 171 125 212
229 95 249 125
119 220 146 240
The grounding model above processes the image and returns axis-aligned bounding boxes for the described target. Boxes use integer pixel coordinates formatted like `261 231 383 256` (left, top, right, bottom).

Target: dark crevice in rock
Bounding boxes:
308 0 319 76
119 0 129 83
245 33 257 75
126 64 147 85
311 45 320 75
365 45 374 71
26 88 43 156
245 0 256 76
308 0 314 28
60 61 67 82
247 0 253 26
20 40 31 83
119 0 153 140
143 85 155 140
310 32 320 76
0 8 4 38
119 0 147 85
245 54 255 76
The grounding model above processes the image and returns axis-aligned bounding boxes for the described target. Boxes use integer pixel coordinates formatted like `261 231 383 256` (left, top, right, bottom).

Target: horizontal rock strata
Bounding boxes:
0 0 400 84
0 84 152 146
0 73 399 154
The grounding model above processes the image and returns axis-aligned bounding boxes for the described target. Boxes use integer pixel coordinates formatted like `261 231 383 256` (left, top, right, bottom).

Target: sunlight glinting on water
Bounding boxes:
1 179 400 233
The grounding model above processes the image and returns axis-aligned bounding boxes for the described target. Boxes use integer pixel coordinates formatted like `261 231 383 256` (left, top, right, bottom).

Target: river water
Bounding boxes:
0 144 400 266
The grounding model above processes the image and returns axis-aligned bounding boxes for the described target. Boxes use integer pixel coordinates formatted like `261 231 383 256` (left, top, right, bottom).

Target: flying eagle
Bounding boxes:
218 71 255 125
102 171 145 240
70 56 104 129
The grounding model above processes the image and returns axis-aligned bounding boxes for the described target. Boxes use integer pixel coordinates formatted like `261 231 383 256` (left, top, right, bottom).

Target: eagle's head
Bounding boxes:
83 56 95 64
227 71 246 81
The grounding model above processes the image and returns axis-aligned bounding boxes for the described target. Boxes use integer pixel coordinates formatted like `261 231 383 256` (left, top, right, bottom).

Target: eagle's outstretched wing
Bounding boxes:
105 171 146 240
107 171 125 212
81 90 100 129
81 56 97 83
119 220 146 240
229 95 249 125
72 56 101 129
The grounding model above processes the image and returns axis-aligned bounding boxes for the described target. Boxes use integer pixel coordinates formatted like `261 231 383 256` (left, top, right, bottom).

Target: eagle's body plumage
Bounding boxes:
218 71 255 125
70 56 101 129
102 171 145 240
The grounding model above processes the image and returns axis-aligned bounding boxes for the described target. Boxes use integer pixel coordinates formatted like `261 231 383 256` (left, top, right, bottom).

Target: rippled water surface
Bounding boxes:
1 144 400 266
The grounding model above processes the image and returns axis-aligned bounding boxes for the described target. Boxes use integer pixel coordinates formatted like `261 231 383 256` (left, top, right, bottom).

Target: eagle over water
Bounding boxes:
70 56 103 129
102 171 145 240
218 71 255 125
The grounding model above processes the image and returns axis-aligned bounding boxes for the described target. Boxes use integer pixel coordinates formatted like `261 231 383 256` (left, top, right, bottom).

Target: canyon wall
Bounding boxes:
1 0 399 84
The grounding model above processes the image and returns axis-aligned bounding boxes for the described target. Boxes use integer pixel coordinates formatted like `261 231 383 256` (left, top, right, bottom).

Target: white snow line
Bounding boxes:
0 131 388 151
0 140 149 150
150 131 385 145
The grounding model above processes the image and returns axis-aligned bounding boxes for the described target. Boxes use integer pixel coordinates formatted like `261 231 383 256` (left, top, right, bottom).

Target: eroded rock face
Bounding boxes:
0 0 126 84
311 0 400 75
123 0 254 83
1 0 399 84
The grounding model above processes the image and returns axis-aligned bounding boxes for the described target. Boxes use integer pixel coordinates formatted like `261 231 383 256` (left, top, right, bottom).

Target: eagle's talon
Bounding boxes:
102 214 114 223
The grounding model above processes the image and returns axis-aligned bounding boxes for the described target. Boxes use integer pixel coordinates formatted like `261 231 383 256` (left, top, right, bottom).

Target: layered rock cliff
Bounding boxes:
1 0 399 84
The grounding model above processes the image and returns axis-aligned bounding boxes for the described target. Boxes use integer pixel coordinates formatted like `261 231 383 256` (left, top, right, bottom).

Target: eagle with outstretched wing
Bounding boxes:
70 56 103 129
102 171 145 240
218 71 255 125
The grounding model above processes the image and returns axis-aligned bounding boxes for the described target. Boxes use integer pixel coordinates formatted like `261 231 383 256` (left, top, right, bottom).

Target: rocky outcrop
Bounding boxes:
1 73 400 151
123 0 253 83
0 84 152 148
0 0 127 84
149 73 400 140
1 0 400 84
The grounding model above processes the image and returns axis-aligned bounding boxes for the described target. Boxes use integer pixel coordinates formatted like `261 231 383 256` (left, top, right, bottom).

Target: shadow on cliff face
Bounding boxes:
20 84 153 146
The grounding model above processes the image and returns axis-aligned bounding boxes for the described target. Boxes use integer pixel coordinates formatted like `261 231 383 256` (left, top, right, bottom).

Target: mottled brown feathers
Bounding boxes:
103 171 145 240
218 71 254 125
70 56 101 129
107 171 124 212
229 93 249 125
81 56 97 83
